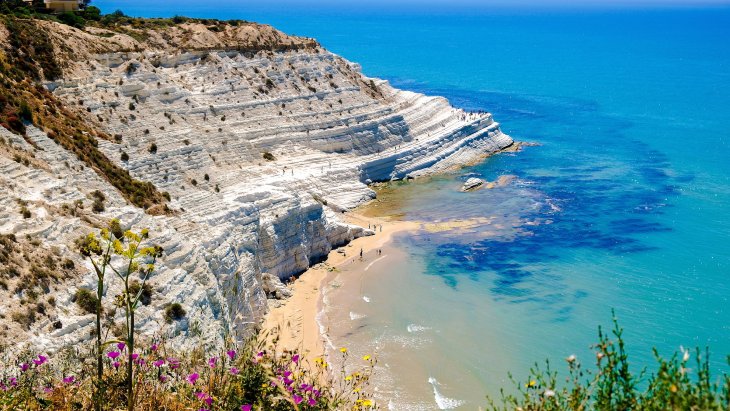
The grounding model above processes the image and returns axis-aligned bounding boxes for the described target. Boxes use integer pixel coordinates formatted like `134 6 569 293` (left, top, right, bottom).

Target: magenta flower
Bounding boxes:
113 361 121 369
293 394 303 404
107 351 121 360
256 351 264 358
195 392 213 405
63 376 75 384
131 353 139 360
227 350 236 360
8 378 17 387
151 343 159 352
33 355 48 366
159 375 168 382
187 373 199 385
313 389 321 398
241 405 252 411
168 358 180 369
117 342 126 351
230 367 239 375
20 363 29 372
308 398 317 406
153 359 165 368
208 357 217 368
43 386 53 394
292 354 299 364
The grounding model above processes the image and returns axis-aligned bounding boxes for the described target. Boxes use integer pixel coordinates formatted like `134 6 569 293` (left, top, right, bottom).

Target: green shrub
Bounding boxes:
262 152 275 161
57 12 86 29
74 288 98 314
164 303 186 323
148 143 157 154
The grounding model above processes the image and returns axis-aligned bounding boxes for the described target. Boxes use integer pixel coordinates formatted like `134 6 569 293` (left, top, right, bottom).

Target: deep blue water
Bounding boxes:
95 1 730 406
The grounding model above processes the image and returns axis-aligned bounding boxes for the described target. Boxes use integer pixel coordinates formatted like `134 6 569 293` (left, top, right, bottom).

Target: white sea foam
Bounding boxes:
363 296 371 303
349 311 367 320
428 377 466 409
407 324 431 333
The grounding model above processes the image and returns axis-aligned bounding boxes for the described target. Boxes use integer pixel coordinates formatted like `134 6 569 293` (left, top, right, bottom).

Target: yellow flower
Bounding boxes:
345 376 353 381
362 399 374 407
362 355 371 361
340 347 348 353
670 384 678 393
525 380 537 388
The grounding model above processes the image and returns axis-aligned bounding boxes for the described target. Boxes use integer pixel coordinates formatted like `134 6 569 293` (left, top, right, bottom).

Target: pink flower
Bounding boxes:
293 394 303 404
168 358 180 369
195 392 213 405
208 357 217 368
241 405 252 411
226 350 236 360
33 355 48 366
20 363 29 372
308 398 316 406
187 373 199 385
8 378 17 387
256 351 264 358
159 375 168 383
230 367 239 375
153 359 165 368
151 343 159 351
131 353 139 360
113 361 120 369
117 342 126 351
292 354 299 364
62 376 75 384
107 351 121 360
43 386 53 394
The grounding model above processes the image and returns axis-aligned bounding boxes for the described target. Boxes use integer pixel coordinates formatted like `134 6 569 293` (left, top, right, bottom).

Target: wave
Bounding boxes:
349 311 367 320
428 377 465 409
406 324 432 333
363 296 371 303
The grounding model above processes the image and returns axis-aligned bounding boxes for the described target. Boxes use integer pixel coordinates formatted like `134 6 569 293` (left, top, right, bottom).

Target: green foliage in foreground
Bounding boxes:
487 313 730 410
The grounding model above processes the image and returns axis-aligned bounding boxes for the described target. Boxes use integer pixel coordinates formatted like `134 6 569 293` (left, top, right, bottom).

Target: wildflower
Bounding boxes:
230 367 240 375
241 405 252 411
308 398 316 406
33 355 48 366
151 343 159 351
596 352 605 361
63 376 75 384
117 342 126 351
362 399 374 407
159 375 168 383
168 358 181 369
313 389 321 398
20 363 29 372
345 375 353 381
195 392 213 406
43 386 53 394
670 384 678 393
292 354 299 364
256 351 264 358
293 394 303 404
525 380 537 388
544 389 556 398
187 373 200 385
113 361 121 369
566 354 576 363
339 347 347 353
208 357 217 368
107 351 121 360
131 353 139 360
153 359 165 368
363 355 371 361
8 378 17 387
227 350 237 360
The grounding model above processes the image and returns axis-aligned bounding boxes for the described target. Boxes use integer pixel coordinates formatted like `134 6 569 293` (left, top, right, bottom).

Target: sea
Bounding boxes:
95 1 730 408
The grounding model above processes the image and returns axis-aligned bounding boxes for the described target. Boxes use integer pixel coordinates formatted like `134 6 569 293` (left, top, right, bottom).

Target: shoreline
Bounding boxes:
259 211 419 360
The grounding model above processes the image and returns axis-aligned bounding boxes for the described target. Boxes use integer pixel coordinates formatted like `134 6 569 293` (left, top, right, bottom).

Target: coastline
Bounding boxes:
260 211 419 359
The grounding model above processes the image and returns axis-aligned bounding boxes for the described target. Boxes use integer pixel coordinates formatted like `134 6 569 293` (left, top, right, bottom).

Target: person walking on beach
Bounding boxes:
360 248 363 258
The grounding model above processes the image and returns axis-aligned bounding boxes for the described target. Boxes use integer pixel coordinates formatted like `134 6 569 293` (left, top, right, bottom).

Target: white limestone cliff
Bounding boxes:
0 20 512 352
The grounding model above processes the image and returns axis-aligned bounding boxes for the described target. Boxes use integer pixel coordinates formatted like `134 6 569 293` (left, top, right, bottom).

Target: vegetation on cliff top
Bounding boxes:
0 15 169 212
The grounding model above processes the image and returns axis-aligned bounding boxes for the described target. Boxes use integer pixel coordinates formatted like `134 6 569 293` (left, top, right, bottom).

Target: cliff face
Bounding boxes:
0 19 512 352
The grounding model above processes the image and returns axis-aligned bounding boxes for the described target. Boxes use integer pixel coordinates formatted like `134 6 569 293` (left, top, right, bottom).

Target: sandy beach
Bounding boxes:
260 211 420 358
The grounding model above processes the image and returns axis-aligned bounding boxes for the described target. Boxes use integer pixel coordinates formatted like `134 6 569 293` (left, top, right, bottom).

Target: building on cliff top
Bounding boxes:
42 0 81 12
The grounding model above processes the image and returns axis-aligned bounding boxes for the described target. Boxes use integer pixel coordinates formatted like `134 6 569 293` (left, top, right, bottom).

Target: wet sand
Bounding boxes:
260 211 419 359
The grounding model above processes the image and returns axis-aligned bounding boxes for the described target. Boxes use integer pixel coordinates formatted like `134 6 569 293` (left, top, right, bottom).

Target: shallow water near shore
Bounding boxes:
96 2 730 409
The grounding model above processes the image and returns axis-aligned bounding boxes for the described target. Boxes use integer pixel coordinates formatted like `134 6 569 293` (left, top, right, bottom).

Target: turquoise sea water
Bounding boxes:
97 1 730 408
